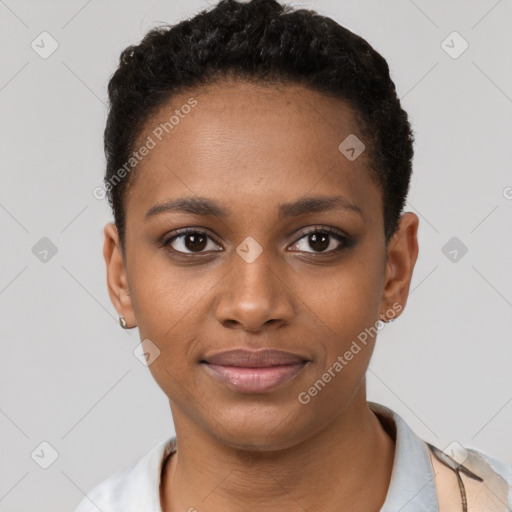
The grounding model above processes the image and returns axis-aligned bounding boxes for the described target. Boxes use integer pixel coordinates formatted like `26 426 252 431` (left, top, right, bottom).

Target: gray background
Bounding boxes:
1 0 511 510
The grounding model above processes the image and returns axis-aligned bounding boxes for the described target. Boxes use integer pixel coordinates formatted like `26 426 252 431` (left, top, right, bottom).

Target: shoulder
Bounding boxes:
428 441 512 511
369 401 511 511
74 436 176 512
465 446 512 510
74 463 137 512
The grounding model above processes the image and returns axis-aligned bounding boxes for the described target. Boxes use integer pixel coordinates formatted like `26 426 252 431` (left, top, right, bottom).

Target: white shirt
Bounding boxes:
75 402 512 511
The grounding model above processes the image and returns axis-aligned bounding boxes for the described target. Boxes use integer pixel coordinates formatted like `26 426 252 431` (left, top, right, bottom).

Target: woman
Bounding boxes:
76 0 512 510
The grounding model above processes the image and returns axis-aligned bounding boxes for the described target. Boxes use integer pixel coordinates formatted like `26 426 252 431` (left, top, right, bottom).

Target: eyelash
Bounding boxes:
160 226 353 256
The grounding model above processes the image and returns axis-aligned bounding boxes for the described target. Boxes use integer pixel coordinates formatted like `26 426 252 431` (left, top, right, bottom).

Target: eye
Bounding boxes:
288 226 351 254
162 229 222 254
161 226 352 256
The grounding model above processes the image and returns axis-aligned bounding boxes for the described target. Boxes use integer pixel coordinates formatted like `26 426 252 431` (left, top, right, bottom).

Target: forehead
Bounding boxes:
137 79 363 152
124 80 378 220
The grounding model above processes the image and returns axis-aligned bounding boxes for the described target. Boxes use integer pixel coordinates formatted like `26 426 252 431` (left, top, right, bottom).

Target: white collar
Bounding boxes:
370 401 439 511
76 402 441 511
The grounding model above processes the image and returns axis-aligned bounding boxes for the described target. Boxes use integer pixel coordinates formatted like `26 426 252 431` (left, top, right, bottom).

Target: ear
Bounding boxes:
103 222 136 328
379 212 419 321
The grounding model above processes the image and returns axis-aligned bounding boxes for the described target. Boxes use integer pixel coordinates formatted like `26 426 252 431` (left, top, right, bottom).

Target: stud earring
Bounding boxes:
379 313 392 324
119 315 128 329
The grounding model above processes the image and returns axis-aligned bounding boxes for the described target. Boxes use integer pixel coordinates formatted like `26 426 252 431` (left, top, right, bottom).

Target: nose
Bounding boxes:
215 250 295 333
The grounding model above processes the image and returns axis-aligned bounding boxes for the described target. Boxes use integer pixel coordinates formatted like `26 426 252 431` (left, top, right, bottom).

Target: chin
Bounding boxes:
208 404 310 452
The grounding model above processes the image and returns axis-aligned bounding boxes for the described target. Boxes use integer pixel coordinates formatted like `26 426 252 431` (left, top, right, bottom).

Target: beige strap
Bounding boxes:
428 444 509 512
429 450 464 511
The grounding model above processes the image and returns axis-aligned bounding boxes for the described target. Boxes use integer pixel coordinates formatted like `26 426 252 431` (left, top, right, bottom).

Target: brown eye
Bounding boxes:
289 227 350 254
308 232 330 252
163 229 222 254
182 232 207 252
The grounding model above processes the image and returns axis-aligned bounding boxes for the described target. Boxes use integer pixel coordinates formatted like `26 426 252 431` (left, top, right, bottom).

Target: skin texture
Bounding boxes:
103 80 419 512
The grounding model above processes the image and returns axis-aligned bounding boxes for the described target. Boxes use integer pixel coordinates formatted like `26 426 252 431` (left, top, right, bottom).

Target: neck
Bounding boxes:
161 394 395 512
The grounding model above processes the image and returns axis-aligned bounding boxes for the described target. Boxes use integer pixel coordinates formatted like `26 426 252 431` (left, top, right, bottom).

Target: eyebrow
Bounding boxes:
145 195 363 221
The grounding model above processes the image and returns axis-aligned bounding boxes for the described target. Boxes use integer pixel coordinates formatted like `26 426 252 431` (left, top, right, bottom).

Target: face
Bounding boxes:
104 80 418 451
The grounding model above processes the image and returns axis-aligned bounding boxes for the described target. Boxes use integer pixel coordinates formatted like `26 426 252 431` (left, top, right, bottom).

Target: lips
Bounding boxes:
201 349 310 393
203 349 308 367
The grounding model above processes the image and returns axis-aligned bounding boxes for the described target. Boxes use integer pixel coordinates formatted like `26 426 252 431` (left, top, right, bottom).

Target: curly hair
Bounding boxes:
103 0 414 251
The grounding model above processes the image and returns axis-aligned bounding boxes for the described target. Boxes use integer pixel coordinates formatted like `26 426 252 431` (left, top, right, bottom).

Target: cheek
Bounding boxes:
126 260 213 401
295 262 383 416
128 254 210 339
299 254 385 341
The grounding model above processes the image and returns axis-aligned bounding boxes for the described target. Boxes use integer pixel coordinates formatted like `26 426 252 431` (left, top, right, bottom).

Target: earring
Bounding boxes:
379 313 392 324
119 315 128 329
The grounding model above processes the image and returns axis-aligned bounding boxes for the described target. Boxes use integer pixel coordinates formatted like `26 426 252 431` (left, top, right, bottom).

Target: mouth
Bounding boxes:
200 349 310 393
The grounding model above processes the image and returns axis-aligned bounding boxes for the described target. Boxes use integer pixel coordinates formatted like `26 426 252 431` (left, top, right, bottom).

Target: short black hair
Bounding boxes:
103 0 414 251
